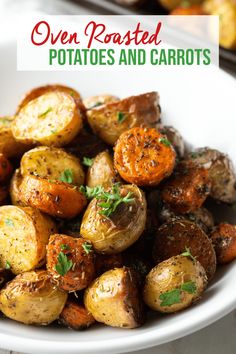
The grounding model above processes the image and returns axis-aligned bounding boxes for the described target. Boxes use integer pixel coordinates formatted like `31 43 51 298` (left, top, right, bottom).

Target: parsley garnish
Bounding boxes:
159 137 171 147
4 218 14 227
80 183 134 217
60 244 70 251
91 102 102 108
55 252 73 276
160 280 197 307
82 157 94 167
117 111 127 123
181 247 196 262
5 260 11 270
60 169 73 184
38 107 52 118
82 242 92 254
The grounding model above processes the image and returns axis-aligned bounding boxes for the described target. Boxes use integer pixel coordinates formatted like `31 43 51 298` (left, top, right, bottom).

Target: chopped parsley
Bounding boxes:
159 137 171 147
38 107 52 118
82 242 93 254
5 260 11 270
117 111 127 123
91 102 102 108
4 218 14 227
55 252 73 276
181 281 197 294
60 169 73 184
51 129 57 134
82 157 94 167
181 247 196 262
160 280 197 307
60 244 70 251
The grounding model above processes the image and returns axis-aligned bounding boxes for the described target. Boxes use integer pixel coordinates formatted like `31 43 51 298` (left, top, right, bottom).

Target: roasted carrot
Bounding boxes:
59 300 95 330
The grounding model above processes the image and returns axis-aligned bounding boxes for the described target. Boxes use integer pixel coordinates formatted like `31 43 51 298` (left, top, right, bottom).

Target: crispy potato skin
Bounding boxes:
186 148 236 203
0 117 28 158
20 147 85 186
0 186 8 206
80 184 147 254
0 205 57 274
0 153 13 183
47 234 95 292
0 270 67 325
87 92 161 145
84 267 144 328
12 91 83 147
143 255 207 313
161 161 211 214
153 219 216 280
59 300 95 330
210 223 236 264
10 169 25 206
86 151 120 189
114 127 176 186
158 125 185 158
19 175 87 219
83 94 119 110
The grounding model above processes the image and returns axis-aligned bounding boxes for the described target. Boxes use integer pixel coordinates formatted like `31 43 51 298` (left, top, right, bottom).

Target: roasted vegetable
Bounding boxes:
12 91 83 147
153 219 216 280
19 175 87 219
0 205 57 274
0 270 67 325
171 4 204 14
20 146 85 186
114 127 176 186
83 94 119 110
47 234 95 291
159 125 185 158
10 169 24 206
87 92 160 145
84 267 144 328
80 184 147 254
143 255 207 313
86 151 120 188
210 223 236 264
59 300 95 330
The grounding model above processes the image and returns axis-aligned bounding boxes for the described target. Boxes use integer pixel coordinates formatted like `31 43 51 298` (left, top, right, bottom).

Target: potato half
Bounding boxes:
80 184 147 254
12 91 83 147
84 267 144 328
10 169 24 206
0 205 57 274
0 270 67 325
143 255 207 313
20 146 85 186
87 92 160 145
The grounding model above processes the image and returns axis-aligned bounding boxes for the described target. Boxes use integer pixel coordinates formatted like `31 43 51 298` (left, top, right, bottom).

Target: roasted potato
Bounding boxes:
19 175 87 219
87 92 161 145
143 255 207 313
114 127 176 186
20 146 85 186
0 186 8 206
10 169 24 206
84 267 144 328
0 205 57 274
12 91 83 147
158 125 185 158
86 151 120 188
161 161 211 213
47 234 95 291
0 153 13 183
83 94 119 110
153 219 216 280
210 223 236 264
186 148 236 203
59 300 95 330
0 116 28 158
80 184 147 254
0 270 67 325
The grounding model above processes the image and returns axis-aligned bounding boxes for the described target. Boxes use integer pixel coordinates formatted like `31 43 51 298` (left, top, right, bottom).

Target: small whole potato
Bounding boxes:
158 125 185 158
80 184 147 254
10 169 25 206
210 223 236 264
84 267 144 328
143 255 207 313
0 270 67 325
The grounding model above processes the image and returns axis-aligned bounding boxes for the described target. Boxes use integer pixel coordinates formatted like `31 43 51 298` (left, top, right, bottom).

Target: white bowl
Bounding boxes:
0 39 236 354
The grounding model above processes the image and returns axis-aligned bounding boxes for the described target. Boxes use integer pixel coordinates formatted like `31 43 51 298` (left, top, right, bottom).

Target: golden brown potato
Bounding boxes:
0 205 57 274
59 300 95 330
47 234 95 292
210 223 236 264
20 146 85 186
186 148 236 203
84 267 144 328
143 255 207 313
158 125 185 158
19 175 87 219
87 92 161 145
161 161 211 214
83 94 119 110
86 151 120 188
0 116 28 158
12 91 83 147
0 270 67 325
80 184 147 254
153 219 216 280
114 127 176 186
10 169 24 206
